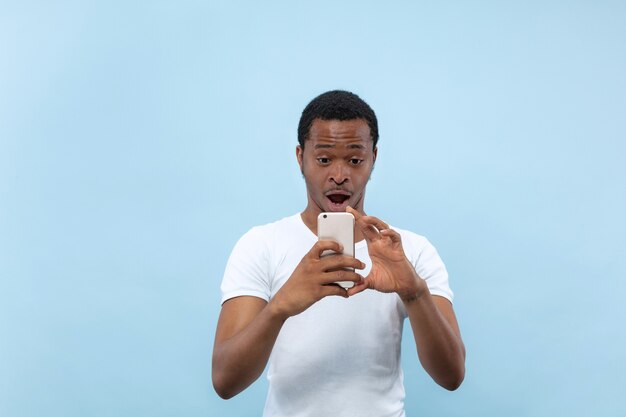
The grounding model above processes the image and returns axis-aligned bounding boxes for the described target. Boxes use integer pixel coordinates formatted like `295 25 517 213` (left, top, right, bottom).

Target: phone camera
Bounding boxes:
323 214 327 218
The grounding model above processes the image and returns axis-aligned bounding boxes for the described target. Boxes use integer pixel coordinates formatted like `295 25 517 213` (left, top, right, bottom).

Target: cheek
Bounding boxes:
301 166 320 186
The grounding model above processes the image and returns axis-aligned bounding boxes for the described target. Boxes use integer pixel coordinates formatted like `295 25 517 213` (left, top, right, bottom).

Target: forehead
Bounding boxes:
307 118 372 148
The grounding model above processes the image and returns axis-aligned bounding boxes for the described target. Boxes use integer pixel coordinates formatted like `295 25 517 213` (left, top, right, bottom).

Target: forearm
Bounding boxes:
404 293 466 390
212 302 286 399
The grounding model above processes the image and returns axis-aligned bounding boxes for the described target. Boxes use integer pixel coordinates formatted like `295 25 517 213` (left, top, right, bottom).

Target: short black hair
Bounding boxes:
297 90 379 149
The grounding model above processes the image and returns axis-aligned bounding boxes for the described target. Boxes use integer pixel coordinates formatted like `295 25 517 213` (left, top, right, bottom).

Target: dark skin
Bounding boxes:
212 118 465 399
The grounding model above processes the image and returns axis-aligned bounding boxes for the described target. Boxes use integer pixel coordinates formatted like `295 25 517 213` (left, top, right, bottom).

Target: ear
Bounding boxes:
296 145 304 173
368 147 378 181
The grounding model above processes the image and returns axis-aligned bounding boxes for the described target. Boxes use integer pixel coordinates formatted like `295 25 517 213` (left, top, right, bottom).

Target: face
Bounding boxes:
297 118 377 216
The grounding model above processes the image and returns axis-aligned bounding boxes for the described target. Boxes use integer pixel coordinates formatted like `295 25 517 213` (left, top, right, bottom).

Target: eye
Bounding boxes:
317 157 330 165
349 158 364 166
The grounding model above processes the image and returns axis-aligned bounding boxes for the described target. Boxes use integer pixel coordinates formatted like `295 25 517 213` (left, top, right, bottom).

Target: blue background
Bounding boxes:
1 1 625 416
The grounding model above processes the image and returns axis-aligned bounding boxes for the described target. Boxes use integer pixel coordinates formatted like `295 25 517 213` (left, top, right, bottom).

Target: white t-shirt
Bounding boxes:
220 214 453 417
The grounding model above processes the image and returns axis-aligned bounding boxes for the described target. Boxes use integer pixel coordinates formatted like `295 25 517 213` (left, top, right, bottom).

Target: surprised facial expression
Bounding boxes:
297 118 377 214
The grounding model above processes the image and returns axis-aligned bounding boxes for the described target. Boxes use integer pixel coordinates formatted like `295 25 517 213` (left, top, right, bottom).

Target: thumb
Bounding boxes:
346 278 369 297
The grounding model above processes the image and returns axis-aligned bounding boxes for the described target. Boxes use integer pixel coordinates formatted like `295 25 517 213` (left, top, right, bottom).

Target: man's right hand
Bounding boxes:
268 240 365 321
213 240 364 398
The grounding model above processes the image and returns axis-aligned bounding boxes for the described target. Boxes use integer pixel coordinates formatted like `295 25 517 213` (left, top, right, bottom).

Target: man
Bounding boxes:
212 90 465 416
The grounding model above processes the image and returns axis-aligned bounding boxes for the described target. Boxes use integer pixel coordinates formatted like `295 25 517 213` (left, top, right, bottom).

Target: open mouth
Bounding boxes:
325 192 351 210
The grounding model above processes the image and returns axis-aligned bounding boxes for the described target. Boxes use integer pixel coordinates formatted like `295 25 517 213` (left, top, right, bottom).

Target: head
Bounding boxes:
296 90 379 216
297 90 379 151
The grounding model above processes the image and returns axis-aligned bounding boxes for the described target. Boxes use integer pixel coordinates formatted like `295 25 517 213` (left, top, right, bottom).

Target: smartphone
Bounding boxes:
317 212 355 289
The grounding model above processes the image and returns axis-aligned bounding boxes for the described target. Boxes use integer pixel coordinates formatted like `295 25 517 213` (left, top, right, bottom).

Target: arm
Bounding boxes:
212 296 281 399
346 207 466 390
403 290 465 390
212 240 365 399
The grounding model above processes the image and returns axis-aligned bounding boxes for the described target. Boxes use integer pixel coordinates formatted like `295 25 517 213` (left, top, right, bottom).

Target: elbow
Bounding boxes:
213 381 236 400
212 349 262 399
424 350 466 391
212 349 240 399
441 343 466 391
213 384 234 400
440 366 465 391
212 370 237 400
442 375 464 391
214 388 236 400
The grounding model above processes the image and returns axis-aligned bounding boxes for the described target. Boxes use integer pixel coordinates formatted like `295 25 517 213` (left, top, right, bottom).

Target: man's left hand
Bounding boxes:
346 206 428 301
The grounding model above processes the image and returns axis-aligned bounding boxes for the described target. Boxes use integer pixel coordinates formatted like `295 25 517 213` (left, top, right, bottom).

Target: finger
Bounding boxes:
351 213 380 240
347 207 389 242
320 284 349 298
380 228 401 244
321 270 364 286
320 255 366 271
346 279 369 297
309 240 343 259
361 215 390 232
346 206 362 219
356 218 381 242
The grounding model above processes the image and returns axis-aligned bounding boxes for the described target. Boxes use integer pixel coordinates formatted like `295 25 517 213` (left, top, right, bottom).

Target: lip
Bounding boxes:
324 189 351 197
324 189 352 211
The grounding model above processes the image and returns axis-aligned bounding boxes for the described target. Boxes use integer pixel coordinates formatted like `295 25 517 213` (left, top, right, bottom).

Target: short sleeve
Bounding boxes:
414 238 454 303
220 227 272 304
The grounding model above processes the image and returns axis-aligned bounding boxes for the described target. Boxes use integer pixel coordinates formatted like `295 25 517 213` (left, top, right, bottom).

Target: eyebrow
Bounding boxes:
314 144 366 149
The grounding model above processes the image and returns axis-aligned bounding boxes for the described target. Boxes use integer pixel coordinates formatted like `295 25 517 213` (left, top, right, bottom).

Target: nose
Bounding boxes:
329 162 349 185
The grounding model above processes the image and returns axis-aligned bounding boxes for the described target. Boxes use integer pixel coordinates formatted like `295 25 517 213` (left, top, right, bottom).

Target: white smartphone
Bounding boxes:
317 212 355 289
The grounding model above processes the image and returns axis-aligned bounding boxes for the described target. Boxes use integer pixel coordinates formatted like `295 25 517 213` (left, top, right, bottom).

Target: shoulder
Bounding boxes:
390 226 431 253
235 213 303 248
391 225 453 300
243 213 301 237
390 226 445 267
222 216 301 304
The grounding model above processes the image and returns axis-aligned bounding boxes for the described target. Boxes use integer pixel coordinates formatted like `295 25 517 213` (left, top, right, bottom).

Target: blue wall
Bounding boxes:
1 1 625 416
